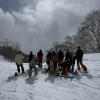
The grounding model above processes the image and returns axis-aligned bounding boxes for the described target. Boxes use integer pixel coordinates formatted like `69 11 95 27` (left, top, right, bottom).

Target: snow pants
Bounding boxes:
29 65 37 74
38 60 42 68
77 58 87 71
69 63 75 72
16 64 25 73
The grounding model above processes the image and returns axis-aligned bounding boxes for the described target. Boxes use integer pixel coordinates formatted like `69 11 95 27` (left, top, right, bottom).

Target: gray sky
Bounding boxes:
0 0 100 54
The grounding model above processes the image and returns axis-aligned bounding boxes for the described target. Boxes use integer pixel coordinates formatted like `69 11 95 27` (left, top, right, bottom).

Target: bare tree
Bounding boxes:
0 39 22 61
47 10 100 53
52 41 59 52
14 43 21 51
64 36 75 52
76 9 100 52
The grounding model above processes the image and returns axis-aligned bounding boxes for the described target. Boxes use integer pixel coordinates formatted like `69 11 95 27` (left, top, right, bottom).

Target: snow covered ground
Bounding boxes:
0 53 100 100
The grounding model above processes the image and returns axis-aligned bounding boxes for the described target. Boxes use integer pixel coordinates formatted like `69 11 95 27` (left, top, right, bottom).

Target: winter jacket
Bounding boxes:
76 49 83 59
46 52 52 65
46 52 52 61
53 53 58 62
58 51 64 61
29 58 36 68
37 51 43 61
65 51 70 61
28 53 34 62
69 55 76 64
15 54 24 65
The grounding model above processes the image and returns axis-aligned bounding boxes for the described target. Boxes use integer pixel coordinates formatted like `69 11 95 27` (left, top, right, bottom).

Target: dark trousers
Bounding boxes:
17 64 25 73
69 63 75 72
77 58 87 71
54 61 57 71
38 60 42 68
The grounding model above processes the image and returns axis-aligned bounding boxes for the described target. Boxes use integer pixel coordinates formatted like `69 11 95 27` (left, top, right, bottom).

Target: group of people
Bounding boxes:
15 49 43 76
46 46 87 75
14 46 87 76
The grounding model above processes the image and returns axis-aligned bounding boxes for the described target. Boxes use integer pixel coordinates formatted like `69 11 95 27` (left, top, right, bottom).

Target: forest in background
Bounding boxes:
0 39 27 62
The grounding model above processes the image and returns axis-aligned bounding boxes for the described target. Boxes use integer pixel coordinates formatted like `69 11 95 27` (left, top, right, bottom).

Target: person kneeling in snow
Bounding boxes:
60 60 69 75
28 57 38 77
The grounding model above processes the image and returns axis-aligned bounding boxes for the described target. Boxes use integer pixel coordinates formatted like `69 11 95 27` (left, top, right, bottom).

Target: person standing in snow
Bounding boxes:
15 51 25 73
52 51 58 71
28 51 34 62
65 49 70 62
76 46 87 71
46 51 52 71
58 50 64 67
68 52 76 72
49 54 55 74
37 49 43 68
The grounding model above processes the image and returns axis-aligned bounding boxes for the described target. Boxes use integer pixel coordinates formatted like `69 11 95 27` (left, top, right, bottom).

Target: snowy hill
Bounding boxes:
0 53 100 100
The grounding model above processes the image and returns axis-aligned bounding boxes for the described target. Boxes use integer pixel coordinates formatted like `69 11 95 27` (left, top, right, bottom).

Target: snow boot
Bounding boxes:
14 72 18 76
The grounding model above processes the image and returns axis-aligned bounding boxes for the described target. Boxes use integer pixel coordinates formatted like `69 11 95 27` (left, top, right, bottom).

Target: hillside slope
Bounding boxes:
0 54 100 100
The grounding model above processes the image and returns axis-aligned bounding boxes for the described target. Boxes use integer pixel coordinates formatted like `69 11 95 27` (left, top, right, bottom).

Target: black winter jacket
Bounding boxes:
76 49 83 59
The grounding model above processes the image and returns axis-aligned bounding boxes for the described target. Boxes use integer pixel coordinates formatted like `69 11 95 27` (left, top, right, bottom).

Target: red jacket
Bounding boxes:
37 51 43 61
38 56 43 61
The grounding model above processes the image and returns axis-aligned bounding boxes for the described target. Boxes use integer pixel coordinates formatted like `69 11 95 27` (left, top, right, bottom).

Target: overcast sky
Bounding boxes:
0 0 100 54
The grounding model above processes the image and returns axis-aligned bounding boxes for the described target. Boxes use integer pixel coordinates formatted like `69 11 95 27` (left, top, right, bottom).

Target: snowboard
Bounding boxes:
53 73 74 78
8 69 35 78
8 67 41 78
78 70 89 74
72 70 89 76
8 72 26 78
